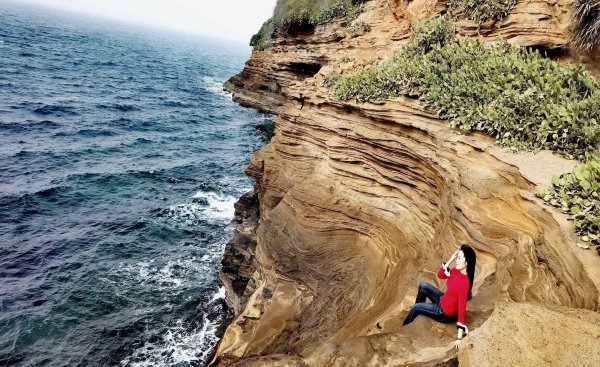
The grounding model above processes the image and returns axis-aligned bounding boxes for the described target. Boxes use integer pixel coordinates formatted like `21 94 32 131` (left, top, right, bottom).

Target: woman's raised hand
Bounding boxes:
447 249 460 264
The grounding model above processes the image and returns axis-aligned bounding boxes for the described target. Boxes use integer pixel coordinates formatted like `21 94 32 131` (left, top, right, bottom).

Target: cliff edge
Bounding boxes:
211 0 600 366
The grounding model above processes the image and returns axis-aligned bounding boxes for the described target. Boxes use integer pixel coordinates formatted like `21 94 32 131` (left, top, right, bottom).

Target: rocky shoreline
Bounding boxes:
218 190 261 316
203 190 260 367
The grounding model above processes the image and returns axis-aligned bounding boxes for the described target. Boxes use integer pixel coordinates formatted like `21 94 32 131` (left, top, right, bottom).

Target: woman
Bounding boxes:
402 244 477 349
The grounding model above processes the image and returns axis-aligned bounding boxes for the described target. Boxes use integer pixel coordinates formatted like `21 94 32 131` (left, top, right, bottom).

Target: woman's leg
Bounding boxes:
415 281 443 304
402 302 446 326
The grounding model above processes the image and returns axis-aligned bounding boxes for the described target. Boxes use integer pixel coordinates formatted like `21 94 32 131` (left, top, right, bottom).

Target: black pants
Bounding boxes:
402 282 456 326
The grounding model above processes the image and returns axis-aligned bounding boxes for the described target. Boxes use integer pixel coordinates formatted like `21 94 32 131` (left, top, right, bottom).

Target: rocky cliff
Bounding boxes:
210 0 600 366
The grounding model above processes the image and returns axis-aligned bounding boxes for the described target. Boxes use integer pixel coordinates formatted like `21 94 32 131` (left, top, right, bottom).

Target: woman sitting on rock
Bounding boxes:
402 244 477 349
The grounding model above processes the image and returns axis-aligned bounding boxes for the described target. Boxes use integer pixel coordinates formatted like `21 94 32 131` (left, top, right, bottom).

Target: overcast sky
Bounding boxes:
12 0 277 42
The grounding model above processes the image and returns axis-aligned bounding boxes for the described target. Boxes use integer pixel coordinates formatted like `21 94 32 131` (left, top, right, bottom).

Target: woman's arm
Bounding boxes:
437 249 459 279
446 249 459 265
437 264 449 279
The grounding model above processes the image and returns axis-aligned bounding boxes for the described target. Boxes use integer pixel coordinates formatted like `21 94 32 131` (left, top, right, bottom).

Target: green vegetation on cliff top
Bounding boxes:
331 19 600 161
250 0 367 49
273 0 366 28
447 0 516 22
250 19 275 51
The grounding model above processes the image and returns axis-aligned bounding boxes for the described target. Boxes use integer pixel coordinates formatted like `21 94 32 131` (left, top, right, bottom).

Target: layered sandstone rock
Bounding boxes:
391 0 573 49
213 0 600 366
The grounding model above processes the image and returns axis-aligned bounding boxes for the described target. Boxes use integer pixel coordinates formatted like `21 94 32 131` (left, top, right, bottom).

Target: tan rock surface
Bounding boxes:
392 0 571 49
458 301 600 367
213 0 600 366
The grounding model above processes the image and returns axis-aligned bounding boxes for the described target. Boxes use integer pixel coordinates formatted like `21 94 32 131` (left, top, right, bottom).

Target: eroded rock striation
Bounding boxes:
213 0 600 366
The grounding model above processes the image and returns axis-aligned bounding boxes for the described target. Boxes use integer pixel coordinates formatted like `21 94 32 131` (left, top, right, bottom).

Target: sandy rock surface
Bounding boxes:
458 301 600 367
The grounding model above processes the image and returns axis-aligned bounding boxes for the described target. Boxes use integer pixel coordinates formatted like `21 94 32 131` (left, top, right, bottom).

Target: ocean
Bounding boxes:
0 3 270 366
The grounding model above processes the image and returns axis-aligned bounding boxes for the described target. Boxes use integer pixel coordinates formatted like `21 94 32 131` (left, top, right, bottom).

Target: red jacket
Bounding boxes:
437 262 469 334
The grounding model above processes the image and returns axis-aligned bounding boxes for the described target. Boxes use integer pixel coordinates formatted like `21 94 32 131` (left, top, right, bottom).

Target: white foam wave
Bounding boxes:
192 191 236 220
210 286 226 303
164 191 237 226
120 288 227 367
167 191 237 226
107 234 230 291
111 257 208 289
200 76 233 100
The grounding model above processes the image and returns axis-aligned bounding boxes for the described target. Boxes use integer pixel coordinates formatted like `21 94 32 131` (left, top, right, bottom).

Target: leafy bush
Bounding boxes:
447 0 516 22
537 158 600 255
250 19 275 50
273 0 366 29
331 37 600 160
412 16 455 53
249 0 367 50
569 0 600 52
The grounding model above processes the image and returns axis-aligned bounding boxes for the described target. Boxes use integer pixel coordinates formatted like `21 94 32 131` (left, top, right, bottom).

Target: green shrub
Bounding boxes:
412 16 455 53
323 72 342 88
331 37 600 160
447 0 516 22
569 0 600 52
537 158 600 255
250 0 367 50
250 19 275 50
273 0 366 29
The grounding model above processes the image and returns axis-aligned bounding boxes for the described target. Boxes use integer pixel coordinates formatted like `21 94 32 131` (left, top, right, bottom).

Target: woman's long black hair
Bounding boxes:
461 244 477 300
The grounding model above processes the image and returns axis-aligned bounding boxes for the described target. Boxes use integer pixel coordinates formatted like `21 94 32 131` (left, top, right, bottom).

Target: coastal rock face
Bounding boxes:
214 0 600 366
218 190 260 315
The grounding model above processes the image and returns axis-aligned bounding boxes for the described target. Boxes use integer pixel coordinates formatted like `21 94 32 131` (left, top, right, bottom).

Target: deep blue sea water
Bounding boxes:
0 3 270 366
